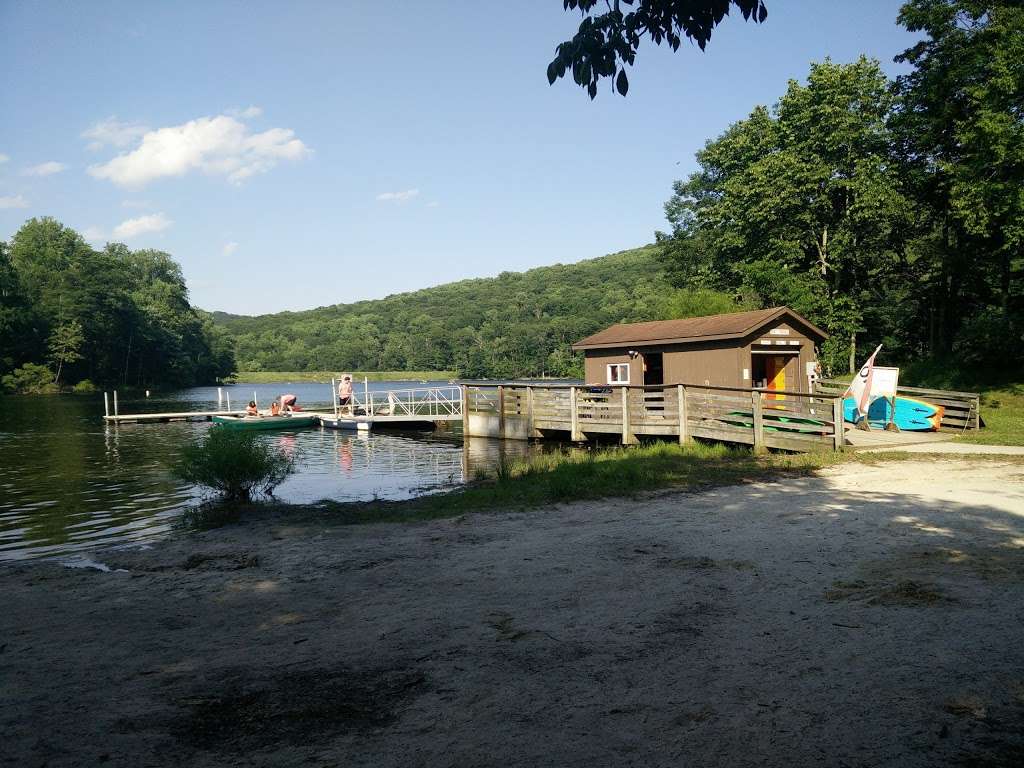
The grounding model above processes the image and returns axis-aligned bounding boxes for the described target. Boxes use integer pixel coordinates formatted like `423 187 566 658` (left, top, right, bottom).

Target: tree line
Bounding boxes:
657 0 1022 378
0 217 235 393
212 246 735 379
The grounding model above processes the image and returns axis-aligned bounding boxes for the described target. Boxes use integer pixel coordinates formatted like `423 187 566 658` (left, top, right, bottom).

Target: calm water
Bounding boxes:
0 381 536 562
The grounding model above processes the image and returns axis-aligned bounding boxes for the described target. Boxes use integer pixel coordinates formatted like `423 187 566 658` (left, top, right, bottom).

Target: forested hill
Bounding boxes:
212 246 688 378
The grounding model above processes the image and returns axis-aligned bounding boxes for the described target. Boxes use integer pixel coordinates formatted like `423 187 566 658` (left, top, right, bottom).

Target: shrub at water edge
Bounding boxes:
174 427 295 501
1 363 59 394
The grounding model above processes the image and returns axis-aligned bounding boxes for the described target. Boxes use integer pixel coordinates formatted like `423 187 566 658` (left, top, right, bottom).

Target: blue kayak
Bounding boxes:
843 396 944 431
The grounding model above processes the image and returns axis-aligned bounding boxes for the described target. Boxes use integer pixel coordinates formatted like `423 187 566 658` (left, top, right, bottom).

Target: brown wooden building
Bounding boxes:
572 307 828 394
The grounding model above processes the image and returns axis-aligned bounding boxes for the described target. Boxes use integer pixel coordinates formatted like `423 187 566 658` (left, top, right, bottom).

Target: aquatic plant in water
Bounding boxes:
174 427 295 501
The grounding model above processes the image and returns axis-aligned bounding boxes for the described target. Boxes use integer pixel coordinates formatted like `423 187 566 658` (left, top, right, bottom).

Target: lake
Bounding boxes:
0 381 538 562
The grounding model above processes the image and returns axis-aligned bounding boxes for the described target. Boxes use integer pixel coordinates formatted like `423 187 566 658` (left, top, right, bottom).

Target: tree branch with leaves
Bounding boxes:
547 0 768 98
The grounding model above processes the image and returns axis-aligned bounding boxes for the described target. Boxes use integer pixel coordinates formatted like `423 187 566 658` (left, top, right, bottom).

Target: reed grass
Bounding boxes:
311 441 850 524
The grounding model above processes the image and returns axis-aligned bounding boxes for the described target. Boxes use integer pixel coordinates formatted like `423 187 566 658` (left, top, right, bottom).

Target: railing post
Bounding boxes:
527 386 536 439
460 385 471 440
113 390 119 416
103 391 110 419
677 384 690 444
752 390 765 454
497 385 506 440
621 386 637 445
570 386 582 442
832 397 845 451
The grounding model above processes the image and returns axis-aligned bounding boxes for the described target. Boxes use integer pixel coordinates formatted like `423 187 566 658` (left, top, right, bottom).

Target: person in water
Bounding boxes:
270 399 281 416
246 401 259 416
337 375 353 411
281 394 299 412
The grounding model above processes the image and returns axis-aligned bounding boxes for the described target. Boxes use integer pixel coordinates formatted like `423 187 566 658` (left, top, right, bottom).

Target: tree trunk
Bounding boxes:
123 331 133 385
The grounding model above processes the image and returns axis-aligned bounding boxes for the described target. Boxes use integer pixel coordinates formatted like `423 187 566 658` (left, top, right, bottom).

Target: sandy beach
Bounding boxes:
3 459 1024 767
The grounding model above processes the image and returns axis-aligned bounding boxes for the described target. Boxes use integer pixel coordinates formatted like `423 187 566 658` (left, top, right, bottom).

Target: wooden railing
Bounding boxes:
461 382 844 453
816 380 980 432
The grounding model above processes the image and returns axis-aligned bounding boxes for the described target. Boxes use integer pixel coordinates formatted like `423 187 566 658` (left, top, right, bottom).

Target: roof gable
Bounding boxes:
572 307 827 350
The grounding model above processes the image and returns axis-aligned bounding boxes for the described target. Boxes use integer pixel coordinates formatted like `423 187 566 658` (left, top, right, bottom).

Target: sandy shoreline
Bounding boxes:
3 459 1024 767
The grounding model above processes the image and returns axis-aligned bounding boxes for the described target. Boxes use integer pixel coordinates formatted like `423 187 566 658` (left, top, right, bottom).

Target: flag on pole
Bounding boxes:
846 344 883 418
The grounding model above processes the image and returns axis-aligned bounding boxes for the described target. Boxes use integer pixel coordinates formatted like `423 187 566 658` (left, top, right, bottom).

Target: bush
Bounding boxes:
72 378 97 393
1 363 58 394
174 427 295 501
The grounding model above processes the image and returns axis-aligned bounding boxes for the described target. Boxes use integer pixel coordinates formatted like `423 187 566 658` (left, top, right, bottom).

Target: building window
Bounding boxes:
607 363 630 384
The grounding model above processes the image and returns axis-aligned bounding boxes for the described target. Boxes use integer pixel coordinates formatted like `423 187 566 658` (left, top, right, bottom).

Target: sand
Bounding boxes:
2 459 1024 767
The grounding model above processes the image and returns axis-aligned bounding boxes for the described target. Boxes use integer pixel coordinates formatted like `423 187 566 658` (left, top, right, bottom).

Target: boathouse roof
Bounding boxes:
571 306 828 351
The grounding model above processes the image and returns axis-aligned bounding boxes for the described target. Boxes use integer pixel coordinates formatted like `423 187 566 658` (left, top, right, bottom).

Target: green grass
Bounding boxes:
304 441 853 524
953 387 1024 446
231 370 457 383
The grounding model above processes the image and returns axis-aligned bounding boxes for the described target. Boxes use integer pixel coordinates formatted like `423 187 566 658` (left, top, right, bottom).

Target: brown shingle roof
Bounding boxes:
572 307 827 350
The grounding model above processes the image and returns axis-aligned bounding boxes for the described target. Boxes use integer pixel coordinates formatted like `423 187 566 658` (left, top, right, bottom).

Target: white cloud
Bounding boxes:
376 188 420 203
88 114 310 187
222 241 239 256
23 161 67 177
121 199 152 209
426 200 440 208
112 212 172 240
82 226 106 243
0 194 28 209
82 117 150 151
0 154 9 164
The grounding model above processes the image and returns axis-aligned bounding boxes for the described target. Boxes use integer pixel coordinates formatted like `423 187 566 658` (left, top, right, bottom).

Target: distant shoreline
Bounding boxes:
230 370 457 383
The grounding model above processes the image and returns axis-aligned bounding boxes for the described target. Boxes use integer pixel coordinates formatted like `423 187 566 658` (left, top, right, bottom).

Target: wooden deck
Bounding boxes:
462 382 845 453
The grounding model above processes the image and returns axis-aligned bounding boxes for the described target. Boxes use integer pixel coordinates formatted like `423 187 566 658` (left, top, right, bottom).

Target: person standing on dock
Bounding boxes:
337 375 353 413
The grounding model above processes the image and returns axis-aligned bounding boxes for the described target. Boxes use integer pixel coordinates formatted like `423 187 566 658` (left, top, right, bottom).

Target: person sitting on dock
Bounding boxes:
270 399 281 416
337 376 353 412
246 401 259 416
281 394 299 413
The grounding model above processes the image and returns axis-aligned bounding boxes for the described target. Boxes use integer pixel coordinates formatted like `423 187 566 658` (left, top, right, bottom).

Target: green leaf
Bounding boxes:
616 69 629 96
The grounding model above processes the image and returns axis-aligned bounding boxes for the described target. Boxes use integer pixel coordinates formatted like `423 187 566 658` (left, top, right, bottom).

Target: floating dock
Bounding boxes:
102 381 980 453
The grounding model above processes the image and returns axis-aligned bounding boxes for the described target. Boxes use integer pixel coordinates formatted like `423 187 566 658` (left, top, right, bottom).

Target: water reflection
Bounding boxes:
0 387 540 561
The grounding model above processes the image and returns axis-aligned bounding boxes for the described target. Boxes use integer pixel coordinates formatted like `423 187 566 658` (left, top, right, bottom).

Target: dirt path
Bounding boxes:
3 460 1024 767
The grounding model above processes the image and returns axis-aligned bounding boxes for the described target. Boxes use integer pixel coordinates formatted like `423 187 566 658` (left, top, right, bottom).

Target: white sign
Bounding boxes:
769 328 790 335
870 367 900 398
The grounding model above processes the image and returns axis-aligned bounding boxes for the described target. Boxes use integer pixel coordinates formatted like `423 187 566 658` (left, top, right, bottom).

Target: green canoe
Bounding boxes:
212 414 317 431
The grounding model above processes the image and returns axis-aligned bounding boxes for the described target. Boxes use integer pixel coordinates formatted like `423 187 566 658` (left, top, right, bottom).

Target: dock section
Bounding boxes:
102 382 980 454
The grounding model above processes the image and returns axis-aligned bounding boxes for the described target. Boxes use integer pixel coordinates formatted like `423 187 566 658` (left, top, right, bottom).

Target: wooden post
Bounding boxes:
973 396 981 430
103 392 110 418
751 390 765 453
527 385 536 439
832 397 845 451
497 385 506 440
569 385 582 442
217 387 223 409
332 378 338 419
620 386 638 445
113 390 118 416
226 392 231 412
460 384 469 434
677 384 690 444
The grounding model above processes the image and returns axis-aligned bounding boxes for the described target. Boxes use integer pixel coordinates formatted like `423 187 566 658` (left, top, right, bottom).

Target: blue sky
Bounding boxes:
0 1 920 315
